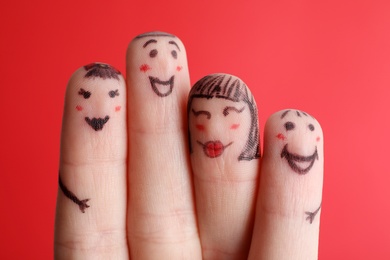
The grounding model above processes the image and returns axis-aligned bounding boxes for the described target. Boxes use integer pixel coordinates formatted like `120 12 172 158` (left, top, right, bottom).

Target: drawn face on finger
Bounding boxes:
75 63 124 131
276 110 321 174
134 32 185 97
188 74 260 161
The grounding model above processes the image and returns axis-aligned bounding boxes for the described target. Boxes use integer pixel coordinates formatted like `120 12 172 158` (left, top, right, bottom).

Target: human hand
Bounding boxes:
54 31 323 260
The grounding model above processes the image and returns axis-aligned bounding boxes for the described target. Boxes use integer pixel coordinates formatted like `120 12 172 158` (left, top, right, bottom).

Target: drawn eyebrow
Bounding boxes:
143 39 157 48
223 106 245 116
192 109 211 119
78 88 91 99
169 41 181 51
281 110 291 119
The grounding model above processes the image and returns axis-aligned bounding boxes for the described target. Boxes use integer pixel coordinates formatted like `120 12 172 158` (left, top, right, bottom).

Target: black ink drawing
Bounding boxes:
281 144 319 174
223 106 245 116
79 88 91 99
169 40 181 51
138 34 181 97
78 64 122 131
305 203 321 224
84 63 121 80
85 116 110 131
135 31 176 39
279 110 322 223
59 175 90 213
149 76 175 97
279 110 319 174
108 89 119 98
188 74 260 161
192 108 211 119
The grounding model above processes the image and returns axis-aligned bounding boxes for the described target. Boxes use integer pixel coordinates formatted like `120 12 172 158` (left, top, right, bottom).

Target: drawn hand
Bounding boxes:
55 32 324 259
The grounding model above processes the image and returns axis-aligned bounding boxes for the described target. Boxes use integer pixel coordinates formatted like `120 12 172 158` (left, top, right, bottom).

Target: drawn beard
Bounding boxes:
85 116 110 131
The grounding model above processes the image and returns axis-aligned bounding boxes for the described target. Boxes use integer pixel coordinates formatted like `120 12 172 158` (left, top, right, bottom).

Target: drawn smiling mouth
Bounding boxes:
281 144 319 174
149 76 175 97
197 140 233 158
85 116 110 131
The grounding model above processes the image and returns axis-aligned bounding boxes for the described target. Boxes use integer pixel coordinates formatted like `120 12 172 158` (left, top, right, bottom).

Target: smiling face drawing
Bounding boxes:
277 110 320 174
188 74 260 161
134 32 184 97
191 100 246 159
76 63 123 131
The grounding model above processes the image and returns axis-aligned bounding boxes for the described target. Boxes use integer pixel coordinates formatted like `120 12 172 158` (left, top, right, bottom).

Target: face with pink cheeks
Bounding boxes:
190 98 252 159
276 110 321 174
188 74 260 161
75 63 124 131
134 32 185 97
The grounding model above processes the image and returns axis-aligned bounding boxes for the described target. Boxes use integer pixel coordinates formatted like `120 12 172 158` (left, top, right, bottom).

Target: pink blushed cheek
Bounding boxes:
76 105 83 111
196 124 205 131
140 64 151 72
230 124 240 130
115 106 121 112
316 136 321 142
276 133 286 141
176 66 183 72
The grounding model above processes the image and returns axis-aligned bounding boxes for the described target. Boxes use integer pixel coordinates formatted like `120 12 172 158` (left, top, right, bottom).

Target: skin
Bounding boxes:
189 97 252 160
55 32 324 260
248 110 323 259
55 64 128 259
188 76 260 259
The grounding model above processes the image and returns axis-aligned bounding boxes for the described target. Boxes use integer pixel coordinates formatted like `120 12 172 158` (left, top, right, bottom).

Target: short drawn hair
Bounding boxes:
84 63 121 80
188 74 260 160
135 31 176 39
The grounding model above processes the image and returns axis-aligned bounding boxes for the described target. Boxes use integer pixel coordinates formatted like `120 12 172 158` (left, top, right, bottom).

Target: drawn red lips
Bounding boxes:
281 144 319 174
149 76 174 97
197 140 233 158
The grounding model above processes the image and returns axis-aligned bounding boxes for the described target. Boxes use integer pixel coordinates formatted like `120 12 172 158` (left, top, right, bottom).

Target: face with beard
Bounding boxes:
75 63 124 131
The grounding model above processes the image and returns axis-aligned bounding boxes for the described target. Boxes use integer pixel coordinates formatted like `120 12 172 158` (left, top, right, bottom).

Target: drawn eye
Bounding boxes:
308 124 315 131
284 121 295 131
78 88 91 99
109 89 119 98
149 49 158 58
171 50 177 59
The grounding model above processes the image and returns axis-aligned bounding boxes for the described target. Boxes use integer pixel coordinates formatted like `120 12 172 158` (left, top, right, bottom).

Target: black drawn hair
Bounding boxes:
188 74 260 161
135 31 176 39
84 63 121 80
281 109 315 119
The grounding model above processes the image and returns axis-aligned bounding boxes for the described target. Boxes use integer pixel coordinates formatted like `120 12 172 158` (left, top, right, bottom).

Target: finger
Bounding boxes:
126 32 201 259
54 63 128 259
249 109 324 260
188 74 260 259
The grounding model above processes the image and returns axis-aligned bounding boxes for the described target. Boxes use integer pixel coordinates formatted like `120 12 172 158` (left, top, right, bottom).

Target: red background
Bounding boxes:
1 0 389 259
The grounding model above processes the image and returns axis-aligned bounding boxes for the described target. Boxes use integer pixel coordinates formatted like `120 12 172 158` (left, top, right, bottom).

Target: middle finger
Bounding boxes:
126 32 201 259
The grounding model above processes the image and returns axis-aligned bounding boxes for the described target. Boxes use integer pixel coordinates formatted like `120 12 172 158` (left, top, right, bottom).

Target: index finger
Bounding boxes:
55 63 128 259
